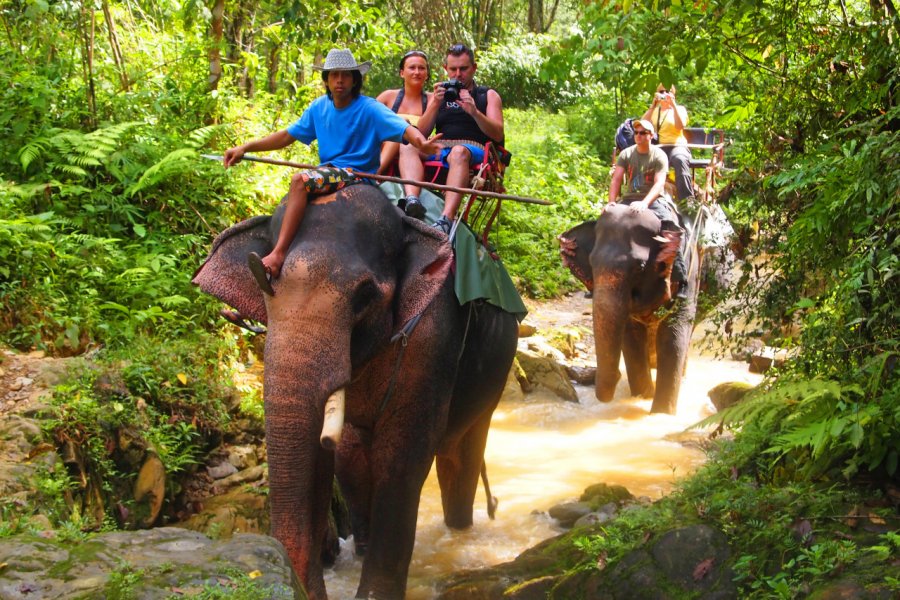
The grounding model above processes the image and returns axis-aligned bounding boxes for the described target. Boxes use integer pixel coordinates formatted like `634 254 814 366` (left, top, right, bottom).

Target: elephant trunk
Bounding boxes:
592 272 628 403
320 388 346 451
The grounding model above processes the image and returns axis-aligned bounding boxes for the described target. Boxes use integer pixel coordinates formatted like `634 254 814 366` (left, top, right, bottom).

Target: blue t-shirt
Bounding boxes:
286 95 409 173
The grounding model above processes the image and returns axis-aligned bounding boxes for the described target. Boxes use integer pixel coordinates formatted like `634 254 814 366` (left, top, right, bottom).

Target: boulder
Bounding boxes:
516 349 578 403
708 382 755 412
177 486 270 538
518 323 537 338
547 501 593 528
0 527 303 599
500 366 525 403
579 482 634 507
566 365 596 385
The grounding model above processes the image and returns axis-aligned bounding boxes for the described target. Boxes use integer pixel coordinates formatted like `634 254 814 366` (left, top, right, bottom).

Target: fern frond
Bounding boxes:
53 164 88 177
187 125 224 148
19 138 50 172
126 148 198 197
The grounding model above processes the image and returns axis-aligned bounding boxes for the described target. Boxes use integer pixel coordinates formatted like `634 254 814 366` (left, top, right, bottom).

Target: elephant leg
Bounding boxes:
652 290 698 414
357 410 446 600
266 411 335 600
335 424 373 556
623 319 654 398
436 410 493 529
437 304 517 528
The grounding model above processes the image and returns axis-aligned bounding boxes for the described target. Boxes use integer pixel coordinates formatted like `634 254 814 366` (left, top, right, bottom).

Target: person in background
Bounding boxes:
375 51 432 215
642 84 693 202
397 43 504 236
608 119 688 300
223 48 441 296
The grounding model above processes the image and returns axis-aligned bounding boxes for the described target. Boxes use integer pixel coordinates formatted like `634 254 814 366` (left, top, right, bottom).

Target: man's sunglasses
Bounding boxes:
634 130 653 136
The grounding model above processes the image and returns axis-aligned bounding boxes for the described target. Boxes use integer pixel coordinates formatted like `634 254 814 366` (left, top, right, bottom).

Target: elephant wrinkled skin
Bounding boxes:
193 184 518 599
560 203 701 414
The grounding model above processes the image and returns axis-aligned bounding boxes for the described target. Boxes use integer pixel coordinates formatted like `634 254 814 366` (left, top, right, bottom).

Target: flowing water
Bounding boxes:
325 295 761 598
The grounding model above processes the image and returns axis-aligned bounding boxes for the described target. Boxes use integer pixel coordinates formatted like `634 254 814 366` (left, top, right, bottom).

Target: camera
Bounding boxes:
440 79 464 102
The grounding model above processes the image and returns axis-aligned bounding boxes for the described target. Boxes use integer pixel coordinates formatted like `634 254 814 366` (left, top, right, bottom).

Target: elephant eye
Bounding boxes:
351 279 381 315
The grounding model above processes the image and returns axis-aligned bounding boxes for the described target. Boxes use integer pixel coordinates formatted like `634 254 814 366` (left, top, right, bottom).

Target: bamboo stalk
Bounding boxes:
200 153 553 206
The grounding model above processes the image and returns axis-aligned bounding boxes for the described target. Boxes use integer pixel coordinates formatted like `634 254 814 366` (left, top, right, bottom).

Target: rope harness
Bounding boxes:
376 301 476 417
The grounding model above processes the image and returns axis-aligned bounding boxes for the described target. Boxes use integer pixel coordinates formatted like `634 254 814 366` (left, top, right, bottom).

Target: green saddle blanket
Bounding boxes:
379 182 527 322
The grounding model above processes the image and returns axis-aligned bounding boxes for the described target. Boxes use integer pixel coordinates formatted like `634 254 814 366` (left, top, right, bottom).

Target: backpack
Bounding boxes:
615 118 636 152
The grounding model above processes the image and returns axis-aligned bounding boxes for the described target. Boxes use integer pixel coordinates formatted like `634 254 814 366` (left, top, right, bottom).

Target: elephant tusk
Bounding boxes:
320 388 346 451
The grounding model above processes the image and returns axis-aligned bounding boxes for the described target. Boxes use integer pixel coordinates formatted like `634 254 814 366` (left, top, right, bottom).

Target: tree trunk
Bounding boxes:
528 0 559 33
267 45 279 94
102 0 129 91
78 0 97 128
208 0 224 92
528 0 543 32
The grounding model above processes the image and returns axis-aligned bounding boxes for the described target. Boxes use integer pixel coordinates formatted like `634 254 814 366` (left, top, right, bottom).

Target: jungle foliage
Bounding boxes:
0 0 897 590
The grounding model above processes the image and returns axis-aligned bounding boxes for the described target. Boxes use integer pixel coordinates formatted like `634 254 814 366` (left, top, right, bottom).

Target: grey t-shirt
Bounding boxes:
616 145 669 200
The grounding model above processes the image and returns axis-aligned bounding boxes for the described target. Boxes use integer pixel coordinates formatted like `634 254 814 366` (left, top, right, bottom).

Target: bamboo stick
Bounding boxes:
200 153 553 205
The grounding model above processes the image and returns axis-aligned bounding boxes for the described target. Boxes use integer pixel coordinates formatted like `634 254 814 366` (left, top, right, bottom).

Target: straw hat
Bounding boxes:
313 49 371 75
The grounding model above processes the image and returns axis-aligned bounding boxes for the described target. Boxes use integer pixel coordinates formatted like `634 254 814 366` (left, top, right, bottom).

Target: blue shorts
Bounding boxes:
428 144 485 167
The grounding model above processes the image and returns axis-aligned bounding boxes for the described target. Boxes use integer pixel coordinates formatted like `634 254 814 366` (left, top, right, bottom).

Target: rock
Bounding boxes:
133 454 166 527
500 366 525 403
177 487 270 538
0 527 303 599
730 337 764 362
548 501 593 527
207 461 238 480
566 365 596 385
227 445 259 469
749 346 776 373
562 524 738 599
217 464 266 490
544 327 583 359
516 349 578 403
748 345 796 374
708 382 755 412
10 377 33 392
579 483 634 508
573 511 612 528
518 323 537 338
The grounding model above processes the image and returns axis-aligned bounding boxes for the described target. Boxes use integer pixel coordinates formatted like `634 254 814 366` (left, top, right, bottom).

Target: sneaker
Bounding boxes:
433 216 452 235
404 196 426 220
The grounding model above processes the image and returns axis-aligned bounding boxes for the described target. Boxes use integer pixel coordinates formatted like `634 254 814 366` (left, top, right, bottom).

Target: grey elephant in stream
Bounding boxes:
192 183 518 600
560 203 702 414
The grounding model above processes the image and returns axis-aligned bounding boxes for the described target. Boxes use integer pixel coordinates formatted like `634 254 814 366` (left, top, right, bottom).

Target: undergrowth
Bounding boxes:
566 427 900 597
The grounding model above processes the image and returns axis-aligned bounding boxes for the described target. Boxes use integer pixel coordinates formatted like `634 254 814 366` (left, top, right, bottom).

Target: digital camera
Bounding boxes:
440 79 464 102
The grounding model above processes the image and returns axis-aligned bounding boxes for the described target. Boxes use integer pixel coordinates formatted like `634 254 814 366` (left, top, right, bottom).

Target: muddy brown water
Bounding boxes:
325 294 762 598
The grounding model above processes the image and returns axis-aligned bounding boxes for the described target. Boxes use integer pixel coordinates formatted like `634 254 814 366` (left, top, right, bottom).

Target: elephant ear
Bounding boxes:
653 227 682 277
395 215 454 327
191 216 273 324
558 220 597 291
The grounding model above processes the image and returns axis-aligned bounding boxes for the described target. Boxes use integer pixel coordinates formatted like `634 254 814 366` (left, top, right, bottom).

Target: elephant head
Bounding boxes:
560 203 682 405
192 184 454 599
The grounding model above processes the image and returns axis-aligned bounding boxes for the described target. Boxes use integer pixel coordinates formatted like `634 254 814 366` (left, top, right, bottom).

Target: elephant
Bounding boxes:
559 202 701 414
192 183 518 600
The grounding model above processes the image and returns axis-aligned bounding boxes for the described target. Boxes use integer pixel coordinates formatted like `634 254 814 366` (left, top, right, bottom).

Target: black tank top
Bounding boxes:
390 88 428 115
434 85 502 146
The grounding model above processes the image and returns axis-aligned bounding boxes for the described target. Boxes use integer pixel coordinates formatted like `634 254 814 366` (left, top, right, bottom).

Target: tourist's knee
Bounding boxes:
447 145 472 165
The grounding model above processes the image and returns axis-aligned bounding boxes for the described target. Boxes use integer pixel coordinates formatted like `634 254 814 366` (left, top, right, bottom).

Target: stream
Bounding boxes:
324 294 762 598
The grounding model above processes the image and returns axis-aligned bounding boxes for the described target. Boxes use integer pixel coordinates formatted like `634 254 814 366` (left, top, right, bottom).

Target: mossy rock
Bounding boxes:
707 381 755 412
579 483 634 509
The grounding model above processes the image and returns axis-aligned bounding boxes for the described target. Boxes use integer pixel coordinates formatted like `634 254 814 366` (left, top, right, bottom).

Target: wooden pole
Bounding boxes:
201 154 553 206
